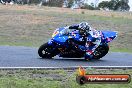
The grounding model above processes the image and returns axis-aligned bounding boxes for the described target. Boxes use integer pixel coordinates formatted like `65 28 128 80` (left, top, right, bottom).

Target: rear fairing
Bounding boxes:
101 30 117 43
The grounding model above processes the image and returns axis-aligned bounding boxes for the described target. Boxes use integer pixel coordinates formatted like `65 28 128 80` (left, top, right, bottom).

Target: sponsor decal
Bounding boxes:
76 66 131 85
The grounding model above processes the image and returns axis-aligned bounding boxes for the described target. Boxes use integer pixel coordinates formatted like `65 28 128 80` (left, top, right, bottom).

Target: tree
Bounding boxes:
63 0 68 7
71 0 85 9
48 0 63 7
67 0 74 8
108 0 118 10
82 3 95 10
114 0 130 11
39 0 63 7
98 0 130 11
98 1 109 9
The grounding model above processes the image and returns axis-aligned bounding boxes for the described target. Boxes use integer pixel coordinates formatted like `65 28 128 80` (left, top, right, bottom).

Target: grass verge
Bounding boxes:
0 5 132 52
0 68 131 88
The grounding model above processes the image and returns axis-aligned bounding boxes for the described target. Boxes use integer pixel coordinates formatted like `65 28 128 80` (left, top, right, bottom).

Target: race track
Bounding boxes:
0 46 132 67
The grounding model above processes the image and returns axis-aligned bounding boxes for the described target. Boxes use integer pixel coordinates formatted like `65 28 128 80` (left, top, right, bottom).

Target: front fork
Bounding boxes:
48 39 67 53
48 39 54 45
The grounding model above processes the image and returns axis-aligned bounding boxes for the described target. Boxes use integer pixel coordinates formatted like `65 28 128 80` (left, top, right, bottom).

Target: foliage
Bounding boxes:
98 0 130 11
108 0 118 10
98 1 109 9
114 0 130 11
67 0 74 8
48 0 64 7
82 3 99 10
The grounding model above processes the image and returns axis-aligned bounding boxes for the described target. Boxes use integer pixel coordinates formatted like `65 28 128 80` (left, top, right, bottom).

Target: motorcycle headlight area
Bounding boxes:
52 30 59 38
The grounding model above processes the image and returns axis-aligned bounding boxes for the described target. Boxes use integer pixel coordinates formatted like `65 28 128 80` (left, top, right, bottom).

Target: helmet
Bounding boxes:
78 22 90 35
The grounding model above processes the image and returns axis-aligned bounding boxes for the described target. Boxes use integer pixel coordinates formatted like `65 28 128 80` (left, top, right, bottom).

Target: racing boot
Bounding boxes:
85 51 93 61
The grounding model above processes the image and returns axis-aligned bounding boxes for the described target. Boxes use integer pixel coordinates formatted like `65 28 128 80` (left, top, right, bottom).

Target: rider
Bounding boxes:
67 22 101 60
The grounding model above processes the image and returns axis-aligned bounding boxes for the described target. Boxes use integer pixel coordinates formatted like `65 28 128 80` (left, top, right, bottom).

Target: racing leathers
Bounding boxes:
68 24 101 60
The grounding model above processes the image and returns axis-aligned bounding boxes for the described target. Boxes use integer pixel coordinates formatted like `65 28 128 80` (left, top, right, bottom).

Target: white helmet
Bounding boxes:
78 22 90 35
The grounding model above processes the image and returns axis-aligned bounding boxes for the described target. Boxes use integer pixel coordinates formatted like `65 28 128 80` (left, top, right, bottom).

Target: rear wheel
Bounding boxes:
38 43 58 58
93 44 109 60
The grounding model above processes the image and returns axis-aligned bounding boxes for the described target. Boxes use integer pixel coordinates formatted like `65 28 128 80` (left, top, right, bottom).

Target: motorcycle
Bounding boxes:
38 27 117 60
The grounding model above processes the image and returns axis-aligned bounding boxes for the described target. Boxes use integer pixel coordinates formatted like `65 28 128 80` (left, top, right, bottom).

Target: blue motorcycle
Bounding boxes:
38 27 117 60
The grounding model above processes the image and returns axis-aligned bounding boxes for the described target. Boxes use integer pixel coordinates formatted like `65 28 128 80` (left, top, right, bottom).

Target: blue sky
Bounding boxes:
128 0 132 11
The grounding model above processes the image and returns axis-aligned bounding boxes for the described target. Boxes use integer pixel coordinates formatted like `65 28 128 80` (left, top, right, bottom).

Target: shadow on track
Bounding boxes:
38 57 106 63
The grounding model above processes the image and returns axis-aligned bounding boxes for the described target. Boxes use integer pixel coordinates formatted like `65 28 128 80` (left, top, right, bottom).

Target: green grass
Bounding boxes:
0 5 132 52
110 48 132 53
65 13 132 25
0 69 131 88
0 77 60 88
58 68 132 88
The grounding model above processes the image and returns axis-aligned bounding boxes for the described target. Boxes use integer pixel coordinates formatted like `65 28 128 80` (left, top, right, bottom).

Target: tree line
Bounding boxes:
98 0 130 11
0 0 130 11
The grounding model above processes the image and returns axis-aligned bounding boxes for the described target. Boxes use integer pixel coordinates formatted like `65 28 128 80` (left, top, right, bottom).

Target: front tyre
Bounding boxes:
38 42 58 58
93 44 109 60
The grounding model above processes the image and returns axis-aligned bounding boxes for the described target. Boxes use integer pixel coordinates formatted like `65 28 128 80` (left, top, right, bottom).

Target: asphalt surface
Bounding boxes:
0 46 132 67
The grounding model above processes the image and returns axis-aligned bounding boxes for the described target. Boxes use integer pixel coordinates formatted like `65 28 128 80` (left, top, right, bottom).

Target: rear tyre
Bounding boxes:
93 44 109 60
38 42 58 58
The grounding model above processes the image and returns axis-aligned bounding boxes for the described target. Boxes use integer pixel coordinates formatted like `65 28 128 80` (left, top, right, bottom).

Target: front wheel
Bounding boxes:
93 44 109 60
38 42 58 58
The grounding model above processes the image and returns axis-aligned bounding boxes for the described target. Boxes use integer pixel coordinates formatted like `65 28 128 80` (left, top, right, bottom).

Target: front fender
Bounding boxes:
52 36 69 44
